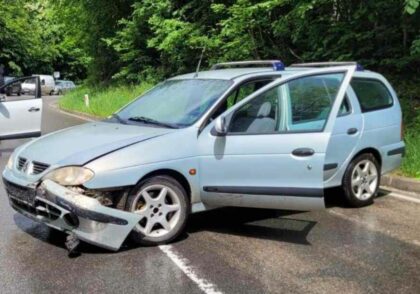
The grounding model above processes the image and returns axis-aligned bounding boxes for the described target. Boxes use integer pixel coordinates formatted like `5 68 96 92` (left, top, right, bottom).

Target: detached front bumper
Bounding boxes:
3 177 141 251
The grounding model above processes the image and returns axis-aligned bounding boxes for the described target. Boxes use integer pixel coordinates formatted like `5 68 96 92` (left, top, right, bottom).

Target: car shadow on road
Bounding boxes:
186 207 317 246
13 213 117 255
13 189 354 255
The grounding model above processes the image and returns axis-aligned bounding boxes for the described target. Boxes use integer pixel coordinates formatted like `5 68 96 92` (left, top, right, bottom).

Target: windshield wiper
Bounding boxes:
128 116 179 129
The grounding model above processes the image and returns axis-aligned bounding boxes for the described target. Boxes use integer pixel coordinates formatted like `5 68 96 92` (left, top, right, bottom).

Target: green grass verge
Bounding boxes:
59 83 419 179
399 130 420 179
59 83 153 118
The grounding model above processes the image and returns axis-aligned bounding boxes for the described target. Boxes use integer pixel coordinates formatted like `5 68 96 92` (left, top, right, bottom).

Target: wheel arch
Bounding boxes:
351 147 382 167
138 169 192 201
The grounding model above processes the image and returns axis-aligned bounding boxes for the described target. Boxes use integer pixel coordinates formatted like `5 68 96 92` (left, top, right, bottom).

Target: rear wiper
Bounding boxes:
128 116 179 129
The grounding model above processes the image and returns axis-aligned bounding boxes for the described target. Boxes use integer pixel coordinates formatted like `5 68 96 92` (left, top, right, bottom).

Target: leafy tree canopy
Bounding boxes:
0 0 419 84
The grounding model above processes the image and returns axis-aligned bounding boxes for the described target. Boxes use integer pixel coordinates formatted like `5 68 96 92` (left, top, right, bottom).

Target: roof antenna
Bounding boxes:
194 47 206 78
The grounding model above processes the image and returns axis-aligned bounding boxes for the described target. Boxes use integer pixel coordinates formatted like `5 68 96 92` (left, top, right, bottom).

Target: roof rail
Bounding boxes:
211 60 285 71
289 61 364 71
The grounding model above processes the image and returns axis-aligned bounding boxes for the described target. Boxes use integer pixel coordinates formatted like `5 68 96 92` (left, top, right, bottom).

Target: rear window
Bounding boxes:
351 78 393 112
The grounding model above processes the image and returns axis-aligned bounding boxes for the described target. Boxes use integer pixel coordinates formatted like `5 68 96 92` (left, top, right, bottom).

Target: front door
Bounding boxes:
0 76 42 140
198 66 355 211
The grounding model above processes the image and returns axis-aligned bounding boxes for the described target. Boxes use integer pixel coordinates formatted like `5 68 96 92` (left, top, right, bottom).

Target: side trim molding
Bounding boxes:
387 147 405 157
203 186 323 198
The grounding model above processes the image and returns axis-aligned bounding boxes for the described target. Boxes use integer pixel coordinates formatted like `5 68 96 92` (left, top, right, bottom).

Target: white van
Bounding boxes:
22 75 55 96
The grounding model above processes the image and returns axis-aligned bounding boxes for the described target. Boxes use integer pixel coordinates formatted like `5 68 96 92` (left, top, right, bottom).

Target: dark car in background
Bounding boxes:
4 77 22 96
52 80 76 95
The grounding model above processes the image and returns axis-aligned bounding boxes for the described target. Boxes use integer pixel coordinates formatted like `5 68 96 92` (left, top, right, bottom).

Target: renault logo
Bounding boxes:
22 161 34 175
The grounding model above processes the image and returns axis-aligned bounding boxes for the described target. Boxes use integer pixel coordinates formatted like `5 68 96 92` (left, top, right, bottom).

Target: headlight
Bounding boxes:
44 166 94 186
7 156 14 170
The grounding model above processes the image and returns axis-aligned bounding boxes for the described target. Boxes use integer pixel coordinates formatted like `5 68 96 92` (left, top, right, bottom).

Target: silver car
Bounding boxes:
52 80 76 95
3 61 405 251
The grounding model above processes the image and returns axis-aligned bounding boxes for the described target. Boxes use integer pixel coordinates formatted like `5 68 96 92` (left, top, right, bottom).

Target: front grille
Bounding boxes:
17 157 27 170
4 179 36 205
10 198 61 221
16 157 50 175
32 161 50 175
5 179 60 221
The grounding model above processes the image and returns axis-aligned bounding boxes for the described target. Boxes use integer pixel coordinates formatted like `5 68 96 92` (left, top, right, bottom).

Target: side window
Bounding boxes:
0 77 39 101
229 87 279 133
287 74 344 131
226 79 273 108
351 79 393 112
229 73 345 134
211 79 274 120
338 96 351 116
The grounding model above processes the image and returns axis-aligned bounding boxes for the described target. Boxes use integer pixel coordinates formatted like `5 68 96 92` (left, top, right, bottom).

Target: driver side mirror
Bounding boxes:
212 116 228 136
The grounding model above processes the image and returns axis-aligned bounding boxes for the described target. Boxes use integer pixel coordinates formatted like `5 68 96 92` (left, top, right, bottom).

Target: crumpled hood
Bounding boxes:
18 122 174 166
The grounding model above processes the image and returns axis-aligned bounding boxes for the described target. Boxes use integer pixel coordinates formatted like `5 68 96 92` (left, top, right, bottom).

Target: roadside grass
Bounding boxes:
59 83 153 118
399 129 420 179
59 83 420 179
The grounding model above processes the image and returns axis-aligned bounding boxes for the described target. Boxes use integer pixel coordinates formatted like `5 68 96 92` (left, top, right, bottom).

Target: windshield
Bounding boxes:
117 79 232 128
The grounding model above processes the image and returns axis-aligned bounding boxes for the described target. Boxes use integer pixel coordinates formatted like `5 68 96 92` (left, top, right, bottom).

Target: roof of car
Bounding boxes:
169 68 297 81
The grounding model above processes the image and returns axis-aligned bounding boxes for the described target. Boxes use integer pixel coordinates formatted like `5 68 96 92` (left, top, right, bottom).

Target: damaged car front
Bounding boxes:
2 124 170 251
2 78 233 251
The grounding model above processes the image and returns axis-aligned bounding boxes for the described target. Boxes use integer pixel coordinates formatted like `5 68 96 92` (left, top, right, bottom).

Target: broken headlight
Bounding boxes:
44 166 94 186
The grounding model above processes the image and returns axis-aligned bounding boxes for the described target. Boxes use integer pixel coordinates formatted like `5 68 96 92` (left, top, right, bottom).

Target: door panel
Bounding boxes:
198 66 356 211
324 89 363 186
0 76 42 139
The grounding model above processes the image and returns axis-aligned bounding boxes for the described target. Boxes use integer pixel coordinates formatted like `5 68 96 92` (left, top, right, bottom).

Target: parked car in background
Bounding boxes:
2 61 404 251
52 80 76 95
0 76 42 139
22 75 55 96
4 77 22 96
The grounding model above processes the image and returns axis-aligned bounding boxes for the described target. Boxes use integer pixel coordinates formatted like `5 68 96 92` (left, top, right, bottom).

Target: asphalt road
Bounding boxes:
0 96 419 294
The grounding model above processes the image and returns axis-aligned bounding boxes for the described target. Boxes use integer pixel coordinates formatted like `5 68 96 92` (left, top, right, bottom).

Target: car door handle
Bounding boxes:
28 107 40 112
347 128 358 135
292 148 315 157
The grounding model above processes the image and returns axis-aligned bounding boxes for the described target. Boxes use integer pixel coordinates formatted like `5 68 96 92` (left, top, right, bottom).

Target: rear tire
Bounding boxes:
127 175 189 246
342 153 380 207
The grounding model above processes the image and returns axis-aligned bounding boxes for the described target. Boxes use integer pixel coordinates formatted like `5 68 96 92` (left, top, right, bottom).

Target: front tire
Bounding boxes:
127 176 189 246
342 153 380 207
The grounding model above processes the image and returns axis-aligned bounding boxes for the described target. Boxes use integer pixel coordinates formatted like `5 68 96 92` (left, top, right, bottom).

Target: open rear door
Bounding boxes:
198 66 356 211
0 76 42 140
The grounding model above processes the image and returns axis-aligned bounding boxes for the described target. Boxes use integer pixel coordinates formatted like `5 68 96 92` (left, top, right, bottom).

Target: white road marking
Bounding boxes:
48 100 96 122
388 192 420 204
159 245 223 294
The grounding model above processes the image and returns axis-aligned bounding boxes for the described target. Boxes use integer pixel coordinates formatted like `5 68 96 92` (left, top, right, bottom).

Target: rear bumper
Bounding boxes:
381 141 405 175
3 176 141 251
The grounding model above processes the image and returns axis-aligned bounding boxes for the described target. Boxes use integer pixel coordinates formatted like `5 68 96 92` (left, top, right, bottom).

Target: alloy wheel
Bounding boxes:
351 159 378 200
130 184 181 238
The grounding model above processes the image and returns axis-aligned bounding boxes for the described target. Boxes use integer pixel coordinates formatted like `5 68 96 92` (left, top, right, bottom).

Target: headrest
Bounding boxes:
257 102 271 117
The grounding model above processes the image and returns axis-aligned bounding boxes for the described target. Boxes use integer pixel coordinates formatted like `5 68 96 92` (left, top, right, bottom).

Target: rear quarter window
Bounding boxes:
351 78 393 112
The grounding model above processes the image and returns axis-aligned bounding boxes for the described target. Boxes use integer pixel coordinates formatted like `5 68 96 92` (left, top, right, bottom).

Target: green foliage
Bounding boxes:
2 0 419 83
400 131 420 178
405 0 420 14
58 83 153 117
